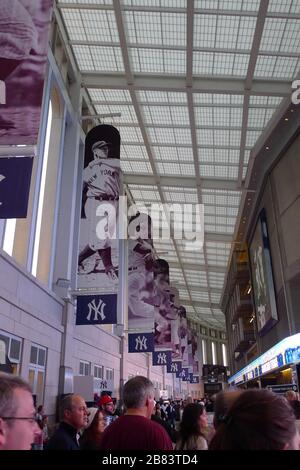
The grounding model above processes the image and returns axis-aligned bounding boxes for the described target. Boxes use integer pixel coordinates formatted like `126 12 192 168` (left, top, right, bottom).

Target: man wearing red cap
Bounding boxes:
98 395 117 427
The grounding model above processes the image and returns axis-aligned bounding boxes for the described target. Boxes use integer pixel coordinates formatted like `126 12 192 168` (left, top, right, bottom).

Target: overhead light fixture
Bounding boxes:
247 285 252 294
285 117 289 121
265 146 270 150
249 317 254 323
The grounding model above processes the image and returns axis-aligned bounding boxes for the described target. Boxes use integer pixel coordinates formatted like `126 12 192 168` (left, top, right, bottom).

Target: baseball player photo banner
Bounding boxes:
77 125 122 294
0 157 33 218
169 287 182 360
152 350 172 368
76 294 117 325
128 213 155 332
128 332 154 354
0 0 53 145
154 259 172 350
179 306 189 367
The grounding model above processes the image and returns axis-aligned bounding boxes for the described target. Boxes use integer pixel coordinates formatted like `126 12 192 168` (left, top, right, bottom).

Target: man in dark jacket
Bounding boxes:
46 394 88 450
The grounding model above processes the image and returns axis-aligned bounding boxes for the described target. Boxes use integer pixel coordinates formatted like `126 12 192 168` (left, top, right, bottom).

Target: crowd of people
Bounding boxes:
1 371 300 450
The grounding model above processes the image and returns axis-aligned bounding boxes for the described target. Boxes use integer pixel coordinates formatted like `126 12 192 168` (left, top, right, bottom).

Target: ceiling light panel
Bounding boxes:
73 45 124 72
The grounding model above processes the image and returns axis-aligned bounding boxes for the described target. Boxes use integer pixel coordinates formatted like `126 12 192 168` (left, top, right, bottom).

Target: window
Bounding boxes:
79 360 91 376
202 339 207 364
0 330 22 374
106 368 114 381
222 344 228 367
28 344 47 406
210 329 216 338
94 365 104 379
212 342 217 365
201 326 207 335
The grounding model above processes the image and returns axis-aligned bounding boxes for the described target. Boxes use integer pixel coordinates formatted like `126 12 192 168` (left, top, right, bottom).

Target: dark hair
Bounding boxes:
213 390 242 429
123 376 154 409
209 389 297 450
80 410 103 449
177 403 206 449
290 400 300 419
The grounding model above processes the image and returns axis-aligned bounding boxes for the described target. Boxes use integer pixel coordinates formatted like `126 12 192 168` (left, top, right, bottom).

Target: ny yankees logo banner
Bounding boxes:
128 213 155 332
0 0 53 145
180 367 190 382
77 125 122 324
76 294 117 325
189 374 199 384
128 332 154 353
0 157 33 218
152 350 172 367
169 360 182 376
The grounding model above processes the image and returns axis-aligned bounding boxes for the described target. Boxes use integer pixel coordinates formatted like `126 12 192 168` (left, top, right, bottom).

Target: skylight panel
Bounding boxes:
254 55 277 77
164 50 186 74
215 15 240 49
213 108 231 127
213 53 235 75
180 164 195 176
194 14 217 48
170 107 190 126
195 107 213 127
157 162 181 175
81 10 119 42
197 129 214 145
125 11 162 45
232 54 250 76
174 128 192 145
260 18 286 52
246 130 262 147
88 89 131 102
95 104 138 123
143 106 172 125
193 93 214 105
247 108 268 128
267 0 293 13
214 130 230 147
161 13 186 47
61 9 86 41
193 52 214 75
229 107 243 127
236 16 257 49
273 57 299 79
73 45 124 72
229 130 241 146
121 145 148 160
119 126 143 143
199 148 214 162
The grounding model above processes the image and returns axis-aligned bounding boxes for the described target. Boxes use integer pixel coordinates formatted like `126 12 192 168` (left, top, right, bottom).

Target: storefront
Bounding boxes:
228 333 300 393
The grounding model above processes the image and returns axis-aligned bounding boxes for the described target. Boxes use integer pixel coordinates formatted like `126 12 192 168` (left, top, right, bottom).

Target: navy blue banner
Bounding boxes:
128 332 154 353
169 361 181 375
189 373 200 384
0 157 33 218
152 350 172 367
180 367 190 381
76 294 117 325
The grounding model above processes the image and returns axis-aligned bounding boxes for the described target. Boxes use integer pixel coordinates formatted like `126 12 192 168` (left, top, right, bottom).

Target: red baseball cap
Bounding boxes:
98 395 113 407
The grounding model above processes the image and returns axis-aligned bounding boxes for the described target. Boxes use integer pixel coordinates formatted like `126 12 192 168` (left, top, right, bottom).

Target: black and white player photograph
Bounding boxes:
0 0 53 144
128 213 156 331
77 125 122 292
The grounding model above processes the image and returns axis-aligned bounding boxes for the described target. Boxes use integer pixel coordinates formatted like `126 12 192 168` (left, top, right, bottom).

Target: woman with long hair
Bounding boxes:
209 389 300 450
80 407 106 450
175 403 208 450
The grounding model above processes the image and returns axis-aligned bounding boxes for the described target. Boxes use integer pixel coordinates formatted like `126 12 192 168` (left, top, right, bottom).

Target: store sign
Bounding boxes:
229 332 300 385
266 384 298 394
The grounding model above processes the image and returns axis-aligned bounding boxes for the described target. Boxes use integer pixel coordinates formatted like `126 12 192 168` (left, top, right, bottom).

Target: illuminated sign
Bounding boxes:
229 333 300 385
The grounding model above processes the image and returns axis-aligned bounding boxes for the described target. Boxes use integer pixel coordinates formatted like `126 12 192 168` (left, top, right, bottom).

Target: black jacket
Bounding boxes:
46 422 80 450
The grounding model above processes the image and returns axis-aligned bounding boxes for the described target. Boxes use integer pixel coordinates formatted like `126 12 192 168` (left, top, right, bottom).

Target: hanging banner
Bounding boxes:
152 350 172 368
128 332 154 353
76 294 117 325
169 360 182 376
169 287 182 360
188 328 199 374
154 259 172 350
0 0 53 145
128 213 155 331
77 125 122 305
249 208 278 336
179 306 189 367
189 374 199 384
180 367 190 382
0 157 33 218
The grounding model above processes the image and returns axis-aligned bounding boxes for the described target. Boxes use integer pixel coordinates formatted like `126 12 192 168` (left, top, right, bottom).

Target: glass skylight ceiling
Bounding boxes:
57 0 300 329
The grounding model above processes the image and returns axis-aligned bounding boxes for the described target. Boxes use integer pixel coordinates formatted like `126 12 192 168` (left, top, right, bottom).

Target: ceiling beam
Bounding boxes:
168 261 227 273
183 300 220 309
82 73 290 96
58 2 300 19
124 173 243 191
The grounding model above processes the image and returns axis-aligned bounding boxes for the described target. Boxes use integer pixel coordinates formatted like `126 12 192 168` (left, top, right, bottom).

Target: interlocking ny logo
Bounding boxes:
157 353 167 365
86 298 106 321
135 335 147 351
171 363 178 373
